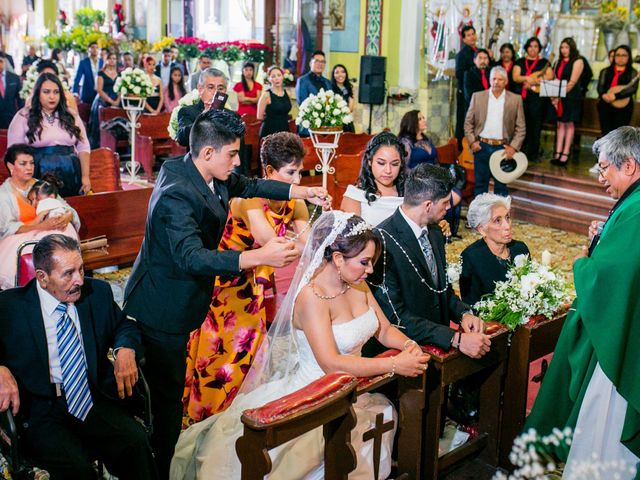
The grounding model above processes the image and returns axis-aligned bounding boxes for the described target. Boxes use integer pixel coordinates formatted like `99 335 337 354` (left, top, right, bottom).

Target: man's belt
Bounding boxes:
478 137 506 146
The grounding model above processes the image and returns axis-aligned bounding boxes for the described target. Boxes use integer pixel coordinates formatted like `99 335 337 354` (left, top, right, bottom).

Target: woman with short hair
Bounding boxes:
460 193 530 307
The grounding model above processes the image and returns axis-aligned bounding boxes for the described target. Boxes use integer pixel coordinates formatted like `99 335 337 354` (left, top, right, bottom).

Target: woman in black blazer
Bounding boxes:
460 193 530 307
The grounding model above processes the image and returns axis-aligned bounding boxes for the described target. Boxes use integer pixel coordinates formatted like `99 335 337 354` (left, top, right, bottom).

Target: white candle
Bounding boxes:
541 250 551 266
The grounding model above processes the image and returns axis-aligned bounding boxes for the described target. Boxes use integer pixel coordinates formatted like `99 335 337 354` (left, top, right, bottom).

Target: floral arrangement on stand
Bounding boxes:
295 88 352 131
112 3 126 35
74 7 106 29
494 427 638 479
44 30 73 51
634 1 640 31
114 68 155 98
473 254 570 331
58 9 68 31
596 0 628 32
20 60 69 100
168 89 201 140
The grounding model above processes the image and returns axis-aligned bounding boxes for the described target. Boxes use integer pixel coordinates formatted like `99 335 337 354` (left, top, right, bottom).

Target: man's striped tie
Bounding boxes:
55 302 93 421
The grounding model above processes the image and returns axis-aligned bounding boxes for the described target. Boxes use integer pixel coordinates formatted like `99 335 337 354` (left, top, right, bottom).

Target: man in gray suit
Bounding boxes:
188 54 212 91
464 66 526 196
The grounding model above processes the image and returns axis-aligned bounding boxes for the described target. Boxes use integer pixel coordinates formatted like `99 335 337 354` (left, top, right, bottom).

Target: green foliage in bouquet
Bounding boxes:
44 31 73 51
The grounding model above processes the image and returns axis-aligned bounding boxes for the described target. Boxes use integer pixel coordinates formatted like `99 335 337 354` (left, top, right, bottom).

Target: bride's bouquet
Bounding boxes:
295 88 352 131
474 254 570 331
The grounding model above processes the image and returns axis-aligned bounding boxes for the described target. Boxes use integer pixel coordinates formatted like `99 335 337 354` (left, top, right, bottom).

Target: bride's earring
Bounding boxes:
338 267 346 284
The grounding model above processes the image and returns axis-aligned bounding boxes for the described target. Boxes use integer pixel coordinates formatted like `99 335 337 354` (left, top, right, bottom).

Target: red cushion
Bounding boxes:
17 253 36 287
242 372 357 426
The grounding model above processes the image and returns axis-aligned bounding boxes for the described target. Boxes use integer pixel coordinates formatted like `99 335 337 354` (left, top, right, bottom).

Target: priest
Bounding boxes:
525 126 640 476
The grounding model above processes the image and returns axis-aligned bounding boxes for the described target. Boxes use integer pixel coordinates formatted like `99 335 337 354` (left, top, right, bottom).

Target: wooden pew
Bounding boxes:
66 188 152 271
329 153 363 209
244 119 262 175
89 148 122 193
417 324 509 479
498 312 567 468
136 112 187 180
237 373 359 479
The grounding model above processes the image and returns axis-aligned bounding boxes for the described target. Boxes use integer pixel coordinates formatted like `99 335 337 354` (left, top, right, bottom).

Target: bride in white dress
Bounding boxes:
171 211 430 479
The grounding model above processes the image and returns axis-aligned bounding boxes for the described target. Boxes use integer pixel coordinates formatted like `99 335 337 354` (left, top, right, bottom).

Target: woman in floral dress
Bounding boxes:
183 132 311 424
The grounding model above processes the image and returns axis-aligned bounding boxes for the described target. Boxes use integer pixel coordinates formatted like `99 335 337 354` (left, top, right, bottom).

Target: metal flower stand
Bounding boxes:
121 96 146 184
309 129 342 189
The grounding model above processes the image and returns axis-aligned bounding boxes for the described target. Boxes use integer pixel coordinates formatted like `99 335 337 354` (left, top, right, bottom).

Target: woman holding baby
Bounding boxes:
0 143 80 290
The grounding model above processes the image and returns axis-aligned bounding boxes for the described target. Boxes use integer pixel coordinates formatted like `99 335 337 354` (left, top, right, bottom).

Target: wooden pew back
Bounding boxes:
66 188 152 270
330 153 363 209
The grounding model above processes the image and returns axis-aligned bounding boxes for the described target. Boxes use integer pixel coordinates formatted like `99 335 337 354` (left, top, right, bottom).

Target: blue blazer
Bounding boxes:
0 70 22 129
0 278 142 423
73 57 102 104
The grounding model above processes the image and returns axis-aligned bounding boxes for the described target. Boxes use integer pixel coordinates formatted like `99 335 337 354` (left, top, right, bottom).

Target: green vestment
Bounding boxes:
525 185 640 471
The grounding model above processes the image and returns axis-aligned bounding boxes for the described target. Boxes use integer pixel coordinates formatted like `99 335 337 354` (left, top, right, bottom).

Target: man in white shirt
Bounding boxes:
464 66 526 196
0 235 156 479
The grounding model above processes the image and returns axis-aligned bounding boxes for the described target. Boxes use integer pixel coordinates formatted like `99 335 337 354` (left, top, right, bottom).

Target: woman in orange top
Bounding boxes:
0 144 79 289
183 132 311 424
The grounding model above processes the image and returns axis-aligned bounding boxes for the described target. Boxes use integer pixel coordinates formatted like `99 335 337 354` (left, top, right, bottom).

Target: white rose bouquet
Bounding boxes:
20 60 69 100
168 89 201 140
113 68 155 98
295 88 352 131
473 254 570 331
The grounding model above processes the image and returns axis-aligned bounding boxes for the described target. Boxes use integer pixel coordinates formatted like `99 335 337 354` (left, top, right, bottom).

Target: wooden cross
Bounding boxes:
363 412 395 479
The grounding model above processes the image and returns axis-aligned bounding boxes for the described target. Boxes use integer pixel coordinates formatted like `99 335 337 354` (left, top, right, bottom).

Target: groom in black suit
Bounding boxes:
0 235 156 479
369 164 491 358
124 108 330 479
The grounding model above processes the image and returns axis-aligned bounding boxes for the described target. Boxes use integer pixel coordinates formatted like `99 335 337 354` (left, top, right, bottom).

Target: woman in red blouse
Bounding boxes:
233 62 263 117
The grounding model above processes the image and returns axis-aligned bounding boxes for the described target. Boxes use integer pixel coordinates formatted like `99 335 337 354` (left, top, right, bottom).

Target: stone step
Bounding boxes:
518 168 604 196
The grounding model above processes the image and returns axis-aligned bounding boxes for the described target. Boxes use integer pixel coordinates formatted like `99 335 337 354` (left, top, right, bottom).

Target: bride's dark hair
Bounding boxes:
312 215 381 261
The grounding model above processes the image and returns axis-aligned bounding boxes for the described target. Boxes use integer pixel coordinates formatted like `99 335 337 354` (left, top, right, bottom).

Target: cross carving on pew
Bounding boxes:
363 412 395 480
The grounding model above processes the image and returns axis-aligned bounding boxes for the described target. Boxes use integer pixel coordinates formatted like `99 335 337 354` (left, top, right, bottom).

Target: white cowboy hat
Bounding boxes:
489 150 528 184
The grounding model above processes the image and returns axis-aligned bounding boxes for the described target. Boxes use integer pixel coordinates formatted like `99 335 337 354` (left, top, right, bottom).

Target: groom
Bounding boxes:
368 163 490 358
124 109 331 479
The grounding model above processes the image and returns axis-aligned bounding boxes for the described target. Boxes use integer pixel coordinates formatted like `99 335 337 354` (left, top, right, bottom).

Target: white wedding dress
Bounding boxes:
171 307 396 480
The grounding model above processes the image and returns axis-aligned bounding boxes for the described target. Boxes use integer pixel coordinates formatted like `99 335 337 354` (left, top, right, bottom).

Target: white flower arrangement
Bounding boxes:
168 89 201 140
113 68 154 98
20 60 69 101
295 88 352 130
473 254 570 331
446 257 463 285
494 427 637 479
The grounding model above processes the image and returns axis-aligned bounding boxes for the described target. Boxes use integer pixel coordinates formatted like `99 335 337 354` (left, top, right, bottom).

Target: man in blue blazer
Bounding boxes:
0 54 22 129
72 42 102 104
0 235 156 479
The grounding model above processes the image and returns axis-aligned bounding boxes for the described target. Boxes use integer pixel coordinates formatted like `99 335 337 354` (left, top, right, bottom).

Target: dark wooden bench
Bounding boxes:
66 188 152 271
498 312 567 468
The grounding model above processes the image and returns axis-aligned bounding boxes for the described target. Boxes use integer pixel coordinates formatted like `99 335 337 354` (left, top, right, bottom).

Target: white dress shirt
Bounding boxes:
159 62 172 87
399 205 426 240
479 89 506 140
36 282 85 383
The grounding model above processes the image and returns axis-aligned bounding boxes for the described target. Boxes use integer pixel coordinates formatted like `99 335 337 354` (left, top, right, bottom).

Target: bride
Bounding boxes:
171 211 430 479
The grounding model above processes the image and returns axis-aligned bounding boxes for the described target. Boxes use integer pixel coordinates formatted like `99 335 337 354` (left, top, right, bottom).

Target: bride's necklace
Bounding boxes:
42 110 56 126
311 281 350 300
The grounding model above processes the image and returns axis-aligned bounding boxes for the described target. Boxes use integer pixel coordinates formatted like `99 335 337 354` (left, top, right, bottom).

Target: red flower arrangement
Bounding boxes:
173 37 272 62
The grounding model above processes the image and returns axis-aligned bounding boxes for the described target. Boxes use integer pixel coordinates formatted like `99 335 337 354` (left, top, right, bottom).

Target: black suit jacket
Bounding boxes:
123 154 291 334
175 101 205 147
0 278 141 423
455 45 476 94
0 71 22 129
463 67 489 107
369 209 470 349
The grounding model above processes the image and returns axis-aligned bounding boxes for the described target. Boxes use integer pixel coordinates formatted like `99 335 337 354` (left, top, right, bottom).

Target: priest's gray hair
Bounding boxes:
490 66 507 81
593 126 640 169
199 67 227 87
467 193 512 230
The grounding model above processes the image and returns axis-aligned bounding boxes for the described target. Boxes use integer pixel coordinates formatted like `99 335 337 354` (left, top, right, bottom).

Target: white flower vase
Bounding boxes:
121 95 146 184
309 127 342 189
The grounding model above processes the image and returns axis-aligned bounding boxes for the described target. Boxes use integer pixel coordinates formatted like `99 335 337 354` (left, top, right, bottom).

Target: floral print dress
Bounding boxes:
183 199 297 425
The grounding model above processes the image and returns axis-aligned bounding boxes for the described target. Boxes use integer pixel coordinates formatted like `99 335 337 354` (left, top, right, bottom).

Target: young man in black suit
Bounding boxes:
124 108 330 479
369 164 491 357
463 48 491 111
455 25 478 150
0 235 156 479
0 54 22 129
